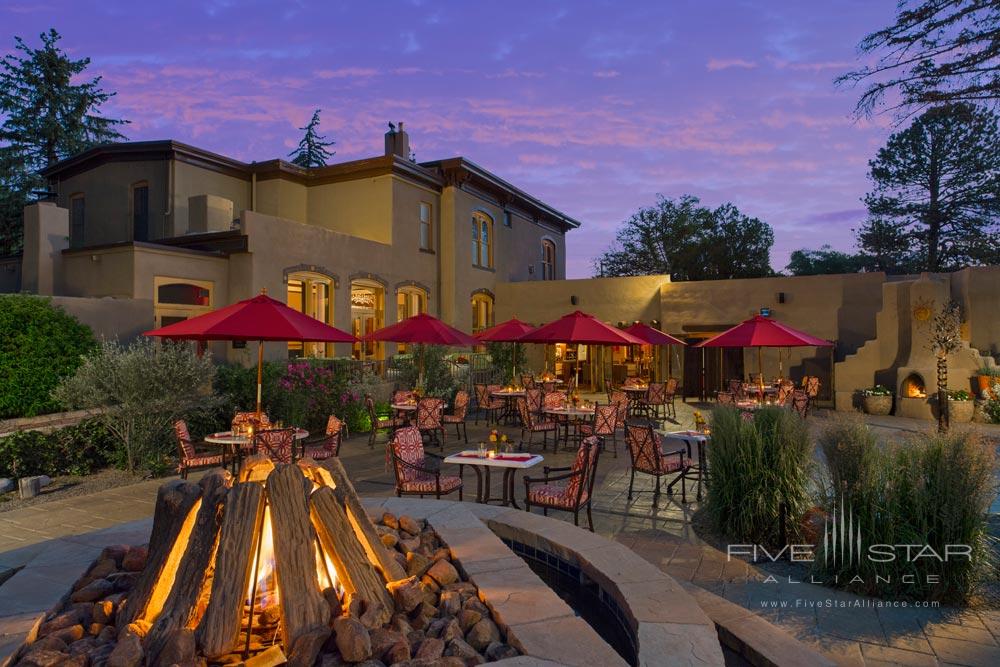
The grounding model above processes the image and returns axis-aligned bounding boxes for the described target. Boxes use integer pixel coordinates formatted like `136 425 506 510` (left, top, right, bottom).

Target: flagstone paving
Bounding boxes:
0 399 998 666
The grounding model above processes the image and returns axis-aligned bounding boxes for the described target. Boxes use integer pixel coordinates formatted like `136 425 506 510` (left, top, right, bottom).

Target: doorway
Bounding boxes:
350 280 384 360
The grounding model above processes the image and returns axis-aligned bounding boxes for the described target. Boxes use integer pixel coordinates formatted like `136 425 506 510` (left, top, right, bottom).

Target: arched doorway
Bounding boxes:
351 279 385 360
286 271 334 358
396 285 428 354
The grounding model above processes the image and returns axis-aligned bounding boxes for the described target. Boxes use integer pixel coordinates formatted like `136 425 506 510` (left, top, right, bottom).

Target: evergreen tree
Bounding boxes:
288 109 335 167
861 103 1000 272
0 29 128 253
786 245 864 276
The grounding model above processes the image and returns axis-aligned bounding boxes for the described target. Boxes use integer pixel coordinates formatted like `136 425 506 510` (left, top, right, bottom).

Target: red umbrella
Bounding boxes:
697 314 832 391
474 318 537 379
365 313 478 386
624 322 686 380
145 290 356 415
517 311 646 387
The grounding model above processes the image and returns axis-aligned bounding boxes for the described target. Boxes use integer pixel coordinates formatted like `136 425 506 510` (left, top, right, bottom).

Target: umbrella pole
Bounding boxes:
758 347 764 403
419 346 425 389
255 340 264 419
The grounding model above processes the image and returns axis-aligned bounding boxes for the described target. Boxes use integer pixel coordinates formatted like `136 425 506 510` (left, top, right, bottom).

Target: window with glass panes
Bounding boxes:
419 202 431 250
541 240 556 280
472 212 493 268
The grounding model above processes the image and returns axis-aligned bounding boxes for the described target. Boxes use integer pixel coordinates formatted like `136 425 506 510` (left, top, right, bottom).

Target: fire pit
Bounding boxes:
11 457 519 667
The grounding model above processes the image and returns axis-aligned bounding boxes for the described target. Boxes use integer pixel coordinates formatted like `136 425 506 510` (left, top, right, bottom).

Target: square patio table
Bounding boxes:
443 450 543 508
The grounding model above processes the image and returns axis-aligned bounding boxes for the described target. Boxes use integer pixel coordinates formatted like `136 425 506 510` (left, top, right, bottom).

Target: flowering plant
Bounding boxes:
859 385 892 397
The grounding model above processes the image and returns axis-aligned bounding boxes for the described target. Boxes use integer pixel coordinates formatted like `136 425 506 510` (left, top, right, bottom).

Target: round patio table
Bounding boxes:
544 405 596 449
491 389 526 424
621 385 649 416
205 428 309 472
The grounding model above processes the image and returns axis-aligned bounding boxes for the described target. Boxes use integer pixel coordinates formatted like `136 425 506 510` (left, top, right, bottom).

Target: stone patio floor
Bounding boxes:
1 398 998 666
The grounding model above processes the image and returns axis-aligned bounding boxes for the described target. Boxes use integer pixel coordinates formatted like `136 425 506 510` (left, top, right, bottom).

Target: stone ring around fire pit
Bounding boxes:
6 455 724 667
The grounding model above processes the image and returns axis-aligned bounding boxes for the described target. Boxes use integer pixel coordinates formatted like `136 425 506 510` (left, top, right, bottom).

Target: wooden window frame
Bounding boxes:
418 202 432 251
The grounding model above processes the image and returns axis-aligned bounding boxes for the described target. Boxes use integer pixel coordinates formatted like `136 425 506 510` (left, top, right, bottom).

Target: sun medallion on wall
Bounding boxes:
912 298 934 325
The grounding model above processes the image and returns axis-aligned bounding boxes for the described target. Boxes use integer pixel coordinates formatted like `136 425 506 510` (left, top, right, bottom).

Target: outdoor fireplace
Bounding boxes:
901 372 927 398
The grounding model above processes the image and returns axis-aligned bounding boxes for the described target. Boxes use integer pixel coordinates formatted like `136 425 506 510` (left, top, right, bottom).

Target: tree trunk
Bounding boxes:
937 354 949 433
926 136 942 271
145 470 231 666
118 480 203 629
197 481 265 659
266 464 330 650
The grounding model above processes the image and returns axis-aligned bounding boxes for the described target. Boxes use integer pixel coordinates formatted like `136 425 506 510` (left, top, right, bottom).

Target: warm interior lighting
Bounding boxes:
902 374 927 398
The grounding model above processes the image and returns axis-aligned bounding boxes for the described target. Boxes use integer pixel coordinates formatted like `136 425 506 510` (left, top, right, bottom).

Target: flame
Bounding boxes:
314 539 340 594
248 505 279 610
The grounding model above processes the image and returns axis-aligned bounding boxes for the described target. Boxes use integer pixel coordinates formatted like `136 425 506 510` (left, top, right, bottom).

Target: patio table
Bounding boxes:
621 385 649 416
205 428 309 472
491 388 526 424
544 405 596 448
443 450 543 508
657 429 710 500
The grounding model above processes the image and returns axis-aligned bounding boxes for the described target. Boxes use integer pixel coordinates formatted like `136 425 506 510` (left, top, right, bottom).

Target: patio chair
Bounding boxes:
388 426 462 500
542 390 567 411
524 436 601 531
174 420 224 480
791 389 810 419
254 428 296 464
366 394 404 449
541 380 557 393
609 389 628 428
727 378 743 397
516 396 557 451
624 421 688 503
805 376 821 407
663 378 679 420
393 389 416 405
442 390 469 443
637 382 667 420
525 387 544 417
416 398 446 448
303 415 343 461
520 373 536 389
716 391 735 406
231 411 271 455
623 376 643 388
776 383 794 406
578 402 618 457
474 384 504 425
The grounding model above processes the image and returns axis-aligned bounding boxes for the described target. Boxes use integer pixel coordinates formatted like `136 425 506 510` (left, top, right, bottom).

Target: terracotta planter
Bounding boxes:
948 399 974 423
862 394 893 416
976 375 998 399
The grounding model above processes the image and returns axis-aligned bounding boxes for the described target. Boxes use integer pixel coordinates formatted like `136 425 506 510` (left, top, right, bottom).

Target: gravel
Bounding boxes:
0 469 150 513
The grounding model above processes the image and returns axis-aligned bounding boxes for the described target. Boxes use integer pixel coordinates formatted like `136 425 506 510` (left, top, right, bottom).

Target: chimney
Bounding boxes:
384 121 410 158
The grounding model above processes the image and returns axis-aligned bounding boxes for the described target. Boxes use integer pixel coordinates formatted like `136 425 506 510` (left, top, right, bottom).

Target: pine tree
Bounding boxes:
0 29 128 254
861 103 1000 272
289 109 335 168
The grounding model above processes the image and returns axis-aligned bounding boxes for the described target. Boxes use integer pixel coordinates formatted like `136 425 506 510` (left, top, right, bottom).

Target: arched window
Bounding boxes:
154 277 212 327
472 211 493 268
287 272 335 358
541 239 556 280
351 279 385 360
396 287 428 353
471 292 494 334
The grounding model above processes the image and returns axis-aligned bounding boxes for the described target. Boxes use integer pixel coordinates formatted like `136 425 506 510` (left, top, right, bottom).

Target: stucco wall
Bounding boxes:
51 295 152 342
172 161 249 236
256 178 308 225
951 266 1000 359
306 176 393 243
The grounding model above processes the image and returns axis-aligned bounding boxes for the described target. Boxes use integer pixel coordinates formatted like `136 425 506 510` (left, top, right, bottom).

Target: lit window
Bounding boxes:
396 287 428 353
154 278 212 329
541 240 556 280
471 293 494 333
286 273 334 358
472 212 493 268
419 202 431 250
70 194 85 248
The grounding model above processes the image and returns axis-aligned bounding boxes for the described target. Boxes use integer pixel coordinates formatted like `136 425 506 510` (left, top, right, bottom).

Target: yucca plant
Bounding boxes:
815 419 996 603
705 406 813 547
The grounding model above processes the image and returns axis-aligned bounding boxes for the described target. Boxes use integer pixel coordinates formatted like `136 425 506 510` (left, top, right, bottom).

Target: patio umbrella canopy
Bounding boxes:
696 314 833 392
624 322 686 380
365 313 478 386
474 317 537 379
517 310 646 387
144 291 356 415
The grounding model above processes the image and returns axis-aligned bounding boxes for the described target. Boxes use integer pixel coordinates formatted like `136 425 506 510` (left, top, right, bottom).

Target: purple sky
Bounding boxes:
4 1 899 277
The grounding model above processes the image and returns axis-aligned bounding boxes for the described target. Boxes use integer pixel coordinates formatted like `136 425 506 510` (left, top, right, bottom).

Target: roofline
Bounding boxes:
420 156 582 229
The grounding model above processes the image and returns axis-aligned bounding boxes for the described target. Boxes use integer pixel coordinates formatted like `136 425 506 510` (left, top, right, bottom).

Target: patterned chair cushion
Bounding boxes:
392 426 426 483
303 445 335 461
528 483 589 509
400 474 462 494
178 453 223 471
528 421 556 431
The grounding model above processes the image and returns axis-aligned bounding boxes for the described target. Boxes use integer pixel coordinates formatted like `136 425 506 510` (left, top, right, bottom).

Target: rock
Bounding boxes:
107 571 139 592
406 630 425 646
390 614 413 636
369 627 404 658
71 579 114 603
38 609 87 636
398 515 420 535
414 637 445 660
359 599 386 630
107 631 143 667
457 608 482 633
388 576 424 612
0 477 13 494
380 512 399 530
96 625 117 644
99 545 130 565
50 624 85 644
157 628 196 665
426 559 458 587
406 552 431 578
332 616 372 662
485 642 519 661
379 532 398 549
88 623 105 637
393 551 407 571
68 637 98 655
287 626 330 667
440 618 463 643
466 618 500 652
92 600 115 625
20 648 71 667
383 639 411 664
462 596 489 616
430 547 450 562
439 590 461 616
30 636 68 654
442 582 476 596
62 654 89 667
38 474 52 488
18 476 43 499
398 537 421 553
346 595 365 618
445 637 481 660
121 546 147 572
88 558 118 579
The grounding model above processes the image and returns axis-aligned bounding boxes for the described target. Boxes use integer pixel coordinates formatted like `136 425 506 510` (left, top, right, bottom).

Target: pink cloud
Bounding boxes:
315 67 378 79
593 70 620 78
706 58 757 71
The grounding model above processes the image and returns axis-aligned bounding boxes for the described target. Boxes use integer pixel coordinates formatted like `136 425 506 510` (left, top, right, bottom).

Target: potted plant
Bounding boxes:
975 366 1000 398
947 389 974 423
860 385 893 415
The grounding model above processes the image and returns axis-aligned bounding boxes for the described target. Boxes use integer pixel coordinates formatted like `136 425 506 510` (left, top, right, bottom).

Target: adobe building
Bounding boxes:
4 124 1000 419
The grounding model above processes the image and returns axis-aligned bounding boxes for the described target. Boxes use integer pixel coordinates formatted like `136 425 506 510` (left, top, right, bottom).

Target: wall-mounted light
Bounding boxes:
570 295 578 306
760 307 771 317
650 319 660 327
528 265 534 274
91 254 100 262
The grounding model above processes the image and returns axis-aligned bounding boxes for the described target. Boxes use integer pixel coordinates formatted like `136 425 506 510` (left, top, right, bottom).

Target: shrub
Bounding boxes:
53 339 219 473
485 342 522 384
705 406 813 547
0 294 96 418
815 419 996 603
860 385 892 396
0 418 116 478
390 345 459 400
